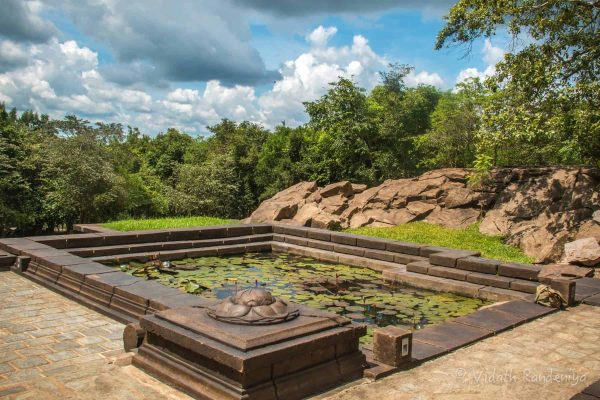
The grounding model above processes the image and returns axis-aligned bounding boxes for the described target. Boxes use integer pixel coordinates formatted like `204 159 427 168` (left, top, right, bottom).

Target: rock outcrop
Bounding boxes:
247 167 600 263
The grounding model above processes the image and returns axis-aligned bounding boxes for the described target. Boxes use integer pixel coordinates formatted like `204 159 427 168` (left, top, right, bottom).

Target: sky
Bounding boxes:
0 0 506 136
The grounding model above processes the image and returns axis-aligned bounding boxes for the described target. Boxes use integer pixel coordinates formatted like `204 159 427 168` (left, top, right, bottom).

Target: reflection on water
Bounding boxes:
115 252 488 343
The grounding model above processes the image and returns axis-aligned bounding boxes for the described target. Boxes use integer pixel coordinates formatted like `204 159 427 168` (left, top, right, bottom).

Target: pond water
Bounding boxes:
114 252 488 343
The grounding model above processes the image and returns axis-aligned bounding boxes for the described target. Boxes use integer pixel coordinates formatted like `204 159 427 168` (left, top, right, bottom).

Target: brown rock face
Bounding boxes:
563 237 600 267
247 167 600 262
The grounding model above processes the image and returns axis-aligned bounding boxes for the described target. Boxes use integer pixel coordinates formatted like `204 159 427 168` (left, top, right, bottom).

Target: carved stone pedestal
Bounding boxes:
132 290 366 400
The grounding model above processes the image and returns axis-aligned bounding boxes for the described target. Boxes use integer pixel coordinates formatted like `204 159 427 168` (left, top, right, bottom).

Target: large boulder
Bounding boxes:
563 237 600 266
538 263 594 284
248 181 317 222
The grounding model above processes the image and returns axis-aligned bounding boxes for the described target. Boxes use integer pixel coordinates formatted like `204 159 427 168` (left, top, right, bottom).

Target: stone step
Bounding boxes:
70 234 273 258
273 234 428 265
90 242 272 264
384 269 533 302
0 254 16 267
406 261 539 295
428 255 542 283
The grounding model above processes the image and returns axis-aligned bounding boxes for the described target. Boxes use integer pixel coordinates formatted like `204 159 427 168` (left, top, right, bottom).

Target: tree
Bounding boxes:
304 77 377 184
436 0 600 166
417 79 485 169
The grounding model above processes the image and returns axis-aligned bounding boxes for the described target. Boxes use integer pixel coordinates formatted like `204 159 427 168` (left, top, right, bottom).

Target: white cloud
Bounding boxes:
406 70 444 87
306 26 337 47
456 39 505 84
0 26 447 135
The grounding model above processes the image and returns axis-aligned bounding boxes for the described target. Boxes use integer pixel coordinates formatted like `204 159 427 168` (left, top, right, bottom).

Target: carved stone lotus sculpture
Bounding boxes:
208 288 299 325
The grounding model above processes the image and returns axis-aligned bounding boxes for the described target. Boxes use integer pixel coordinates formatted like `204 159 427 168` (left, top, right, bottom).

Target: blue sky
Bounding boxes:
0 1 504 136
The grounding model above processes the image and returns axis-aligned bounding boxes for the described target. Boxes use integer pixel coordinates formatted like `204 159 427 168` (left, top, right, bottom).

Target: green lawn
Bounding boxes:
101 216 238 231
347 222 533 263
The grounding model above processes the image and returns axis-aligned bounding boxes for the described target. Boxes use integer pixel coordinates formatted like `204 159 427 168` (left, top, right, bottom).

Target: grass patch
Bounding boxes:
102 216 238 231
347 222 534 264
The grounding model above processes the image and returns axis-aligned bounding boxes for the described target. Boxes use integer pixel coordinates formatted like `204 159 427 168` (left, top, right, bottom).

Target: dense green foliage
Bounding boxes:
102 216 236 231
1 3 597 235
348 222 534 263
437 0 600 166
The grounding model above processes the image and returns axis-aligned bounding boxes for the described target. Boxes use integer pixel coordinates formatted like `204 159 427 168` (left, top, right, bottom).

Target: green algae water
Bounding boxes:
115 252 488 343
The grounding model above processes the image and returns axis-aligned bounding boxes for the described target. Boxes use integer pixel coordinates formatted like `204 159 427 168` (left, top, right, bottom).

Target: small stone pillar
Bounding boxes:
12 256 31 272
123 323 145 351
373 326 412 367
550 278 576 307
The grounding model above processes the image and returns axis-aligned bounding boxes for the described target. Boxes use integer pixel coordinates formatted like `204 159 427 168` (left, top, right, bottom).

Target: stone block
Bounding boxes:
305 238 334 252
428 266 468 281
61 262 115 281
222 237 251 246
330 232 357 246
498 262 541 281
385 241 422 256
284 235 307 247
393 254 426 265
101 233 140 246
149 293 215 312
456 257 500 274
406 261 430 274
583 294 600 306
272 224 309 237
355 236 388 250
114 280 178 306
489 300 556 321
134 230 171 243
227 224 254 237
252 224 273 235
64 233 105 248
419 246 453 257
306 228 331 242
216 245 247 256
549 278 576 306
41 255 89 273
509 280 539 294
363 249 396 263
413 322 492 351
430 251 478 268
28 235 67 249
477 286 531 302
466 272 514 289
272 234 286 242
197 226 228 240
453 308 526 333
192 238 225 248
168 228 202 241
244 243 271 253
0 254 16 268
373 326 412 367
248 234 273 243
410 340 447 363
84 271 141 294
332 244 365 257
390 271 484 298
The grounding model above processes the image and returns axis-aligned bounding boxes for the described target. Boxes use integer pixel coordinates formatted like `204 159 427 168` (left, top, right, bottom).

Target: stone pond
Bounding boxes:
112 252 488 344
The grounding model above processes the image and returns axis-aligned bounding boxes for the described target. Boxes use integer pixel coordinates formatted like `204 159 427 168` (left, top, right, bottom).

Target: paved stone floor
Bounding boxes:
318 304 600 400
2 270 599 400
0 271 191 400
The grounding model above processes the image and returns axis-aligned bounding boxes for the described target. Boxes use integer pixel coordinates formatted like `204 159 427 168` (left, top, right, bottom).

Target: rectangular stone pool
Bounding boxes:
114 252 488 343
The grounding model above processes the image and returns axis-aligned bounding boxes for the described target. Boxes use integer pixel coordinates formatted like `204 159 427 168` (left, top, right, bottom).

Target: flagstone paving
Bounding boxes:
0 271 191 400
2 269 599 400
317 304 600 400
